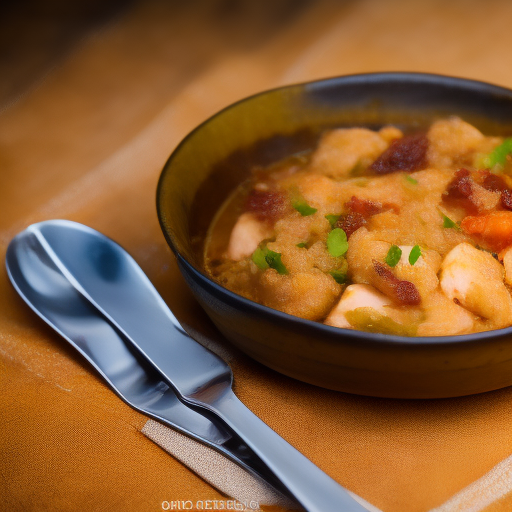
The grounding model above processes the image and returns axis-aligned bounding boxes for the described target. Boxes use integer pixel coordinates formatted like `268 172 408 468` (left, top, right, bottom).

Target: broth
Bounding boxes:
205 117 512 336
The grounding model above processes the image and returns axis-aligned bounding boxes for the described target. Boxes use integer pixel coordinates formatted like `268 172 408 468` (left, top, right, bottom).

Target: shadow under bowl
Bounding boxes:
157 72 512 399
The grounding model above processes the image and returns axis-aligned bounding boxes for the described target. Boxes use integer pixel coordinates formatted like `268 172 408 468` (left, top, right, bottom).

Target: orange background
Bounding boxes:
1 1 512 511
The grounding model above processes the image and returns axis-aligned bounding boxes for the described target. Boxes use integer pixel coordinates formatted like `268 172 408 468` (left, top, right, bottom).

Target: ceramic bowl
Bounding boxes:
157 72 512 398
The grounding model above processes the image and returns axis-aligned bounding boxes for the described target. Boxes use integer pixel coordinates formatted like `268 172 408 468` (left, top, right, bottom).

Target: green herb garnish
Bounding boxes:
385 245 402 267
329 269 347 284
408 245 422 265
327 228 348 257
404 175 418 185
325 214 341 228
296 242 307 248
442 213 459 230
329 259 348 284
265 250 288 275
486 138 512 169
251 246 288 274
354 178 370 187
293 200 317 216
349 159 366 177
251 247 269 270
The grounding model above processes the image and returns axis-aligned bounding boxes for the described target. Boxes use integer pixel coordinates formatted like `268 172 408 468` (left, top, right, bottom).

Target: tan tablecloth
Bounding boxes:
2 1 512 511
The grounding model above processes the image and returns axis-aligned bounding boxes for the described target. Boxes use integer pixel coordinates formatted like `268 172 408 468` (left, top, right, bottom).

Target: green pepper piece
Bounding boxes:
345 308 417 336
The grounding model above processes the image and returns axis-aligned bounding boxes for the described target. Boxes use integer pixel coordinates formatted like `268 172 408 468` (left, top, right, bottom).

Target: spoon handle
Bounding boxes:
201 391 371 512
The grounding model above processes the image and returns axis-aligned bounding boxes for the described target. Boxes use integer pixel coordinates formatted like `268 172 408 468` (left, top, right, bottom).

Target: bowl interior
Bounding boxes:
157 73 512 273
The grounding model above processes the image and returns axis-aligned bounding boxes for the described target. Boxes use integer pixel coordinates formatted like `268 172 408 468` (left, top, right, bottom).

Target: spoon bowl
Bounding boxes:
5 222 289 489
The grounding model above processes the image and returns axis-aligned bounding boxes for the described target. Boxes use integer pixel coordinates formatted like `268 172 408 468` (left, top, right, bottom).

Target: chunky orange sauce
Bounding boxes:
205 117 512 336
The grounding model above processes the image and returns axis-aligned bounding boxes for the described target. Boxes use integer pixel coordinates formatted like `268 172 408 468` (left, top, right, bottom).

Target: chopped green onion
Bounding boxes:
354 178 370 187
251 247 269 270
404 175 418 185
349 159 366 177
385 245 402 267
329 269 347 284
265 250 288 275
442 213 459 230
329 259 348 284
296 242 307 248
408 245 422 265
325 214 341 228
293 200 317 216
251 246 288 274
328 258 348 284
327 228 348 257
487 138 512 169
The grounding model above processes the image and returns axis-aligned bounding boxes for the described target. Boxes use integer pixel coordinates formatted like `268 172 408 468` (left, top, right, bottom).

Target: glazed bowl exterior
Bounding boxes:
157 72 512 398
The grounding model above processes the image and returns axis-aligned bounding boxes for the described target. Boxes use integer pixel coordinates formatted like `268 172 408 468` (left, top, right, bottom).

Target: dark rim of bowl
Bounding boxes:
157 71 512 348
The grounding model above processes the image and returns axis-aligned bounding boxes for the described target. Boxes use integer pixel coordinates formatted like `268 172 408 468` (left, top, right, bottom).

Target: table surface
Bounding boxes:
2 1 512 511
